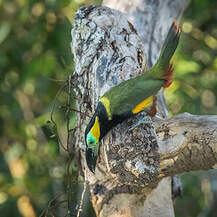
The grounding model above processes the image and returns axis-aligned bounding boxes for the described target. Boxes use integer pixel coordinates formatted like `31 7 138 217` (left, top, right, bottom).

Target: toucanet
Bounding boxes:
85 20 181 173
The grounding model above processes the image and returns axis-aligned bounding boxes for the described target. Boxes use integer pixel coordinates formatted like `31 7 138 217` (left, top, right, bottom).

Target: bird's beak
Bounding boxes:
85 147 97 173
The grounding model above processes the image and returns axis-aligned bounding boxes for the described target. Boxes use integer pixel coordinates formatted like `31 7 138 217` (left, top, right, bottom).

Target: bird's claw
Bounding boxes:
129 116 152 131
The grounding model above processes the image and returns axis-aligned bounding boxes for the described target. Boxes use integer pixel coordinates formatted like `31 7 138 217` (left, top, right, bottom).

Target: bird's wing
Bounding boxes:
105 77 165 116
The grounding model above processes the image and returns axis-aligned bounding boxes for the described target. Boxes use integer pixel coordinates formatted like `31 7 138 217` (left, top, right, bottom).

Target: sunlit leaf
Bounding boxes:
0 22 11 44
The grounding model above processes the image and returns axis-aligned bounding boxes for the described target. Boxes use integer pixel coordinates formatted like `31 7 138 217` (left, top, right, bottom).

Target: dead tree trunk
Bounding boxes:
70 1 217 217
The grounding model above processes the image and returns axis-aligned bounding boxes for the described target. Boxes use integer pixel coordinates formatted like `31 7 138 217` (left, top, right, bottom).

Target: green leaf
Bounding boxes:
0 22 11 44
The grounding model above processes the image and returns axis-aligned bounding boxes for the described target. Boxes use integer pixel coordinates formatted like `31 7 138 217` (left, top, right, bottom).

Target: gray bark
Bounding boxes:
69 1 217 217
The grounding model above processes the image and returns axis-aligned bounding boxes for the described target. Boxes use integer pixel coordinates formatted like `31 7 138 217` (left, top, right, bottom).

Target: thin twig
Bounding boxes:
50 82 68 152
39 192 65 217
42 74 87 217
66 75 72 152
66 75 74 217
76 171 88 217
70 108 91 118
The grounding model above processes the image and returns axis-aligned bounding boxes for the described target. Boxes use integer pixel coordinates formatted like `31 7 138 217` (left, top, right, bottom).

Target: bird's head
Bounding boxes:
85 114 101 173
85 102 111 172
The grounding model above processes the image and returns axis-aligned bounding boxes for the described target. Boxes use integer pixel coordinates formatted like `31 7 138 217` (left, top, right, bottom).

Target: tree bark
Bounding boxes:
70 1 217 217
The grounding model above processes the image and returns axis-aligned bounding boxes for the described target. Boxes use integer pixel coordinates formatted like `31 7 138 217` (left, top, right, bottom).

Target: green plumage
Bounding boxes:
102 75 164 115
101 20 181 115
85 20 181 173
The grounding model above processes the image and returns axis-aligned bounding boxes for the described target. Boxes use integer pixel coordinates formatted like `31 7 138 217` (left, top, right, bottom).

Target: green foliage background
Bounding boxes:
0 0 216 216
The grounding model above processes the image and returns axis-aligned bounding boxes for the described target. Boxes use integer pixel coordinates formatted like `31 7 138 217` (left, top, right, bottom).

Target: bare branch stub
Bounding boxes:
154 113 217 177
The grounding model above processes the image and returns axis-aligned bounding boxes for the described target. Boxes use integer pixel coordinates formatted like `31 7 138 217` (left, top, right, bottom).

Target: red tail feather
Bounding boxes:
147 97 157 117
163 63 174 88
174 19 182 34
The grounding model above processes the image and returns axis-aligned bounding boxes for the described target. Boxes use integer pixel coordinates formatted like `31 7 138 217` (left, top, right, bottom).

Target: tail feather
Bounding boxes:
163 63 174 88
160 20 181 67
150 20 181 81
146 97 157 117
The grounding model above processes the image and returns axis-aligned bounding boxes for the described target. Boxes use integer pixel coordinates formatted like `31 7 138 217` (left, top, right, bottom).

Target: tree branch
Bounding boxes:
69 1 213 216
154 113 217 177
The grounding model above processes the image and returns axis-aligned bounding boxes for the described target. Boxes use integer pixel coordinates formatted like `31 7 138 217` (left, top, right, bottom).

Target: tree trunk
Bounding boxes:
70 1 217 217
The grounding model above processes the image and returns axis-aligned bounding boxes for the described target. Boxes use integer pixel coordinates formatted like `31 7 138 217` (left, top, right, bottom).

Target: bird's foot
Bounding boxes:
129 116 152 131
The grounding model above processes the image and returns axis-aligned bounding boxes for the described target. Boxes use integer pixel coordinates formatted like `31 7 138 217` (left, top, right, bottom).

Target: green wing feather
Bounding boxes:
102 74 164 115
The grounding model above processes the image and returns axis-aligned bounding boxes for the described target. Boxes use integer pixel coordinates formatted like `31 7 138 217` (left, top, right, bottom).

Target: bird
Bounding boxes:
85 20 181 173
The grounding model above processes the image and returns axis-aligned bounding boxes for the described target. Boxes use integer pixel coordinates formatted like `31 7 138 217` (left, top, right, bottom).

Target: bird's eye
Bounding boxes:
89 141 94 145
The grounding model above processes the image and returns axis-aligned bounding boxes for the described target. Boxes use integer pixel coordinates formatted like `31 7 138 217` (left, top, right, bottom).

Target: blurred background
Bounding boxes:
0 0 216 216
